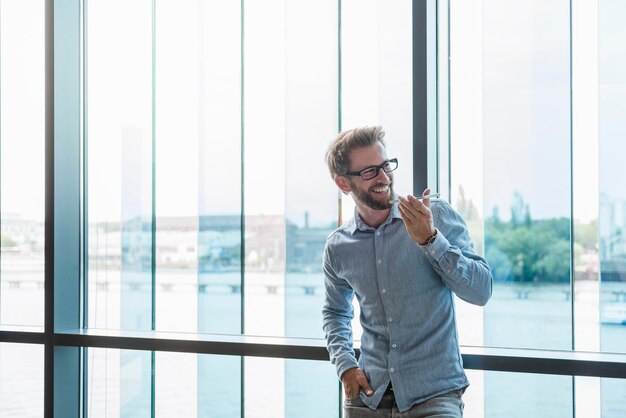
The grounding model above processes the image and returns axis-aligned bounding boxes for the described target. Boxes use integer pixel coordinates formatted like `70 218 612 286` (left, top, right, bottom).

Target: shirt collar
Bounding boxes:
349 201 402 235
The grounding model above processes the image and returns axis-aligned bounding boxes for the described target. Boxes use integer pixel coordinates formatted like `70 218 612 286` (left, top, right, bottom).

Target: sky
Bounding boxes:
1 0 624 226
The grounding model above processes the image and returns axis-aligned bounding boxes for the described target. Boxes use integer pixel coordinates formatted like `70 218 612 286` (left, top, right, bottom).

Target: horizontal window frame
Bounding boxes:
4 327 626 379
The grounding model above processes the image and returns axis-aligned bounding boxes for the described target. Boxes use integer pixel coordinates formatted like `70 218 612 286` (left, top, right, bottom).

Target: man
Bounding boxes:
322 126 492 417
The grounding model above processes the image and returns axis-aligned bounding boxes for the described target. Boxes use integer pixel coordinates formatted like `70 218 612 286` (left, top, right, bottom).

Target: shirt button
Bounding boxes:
381 289 387 294
377 259 382 264
392 343 397 348
388 317 393 322
376 231 381 236
390 368 395 373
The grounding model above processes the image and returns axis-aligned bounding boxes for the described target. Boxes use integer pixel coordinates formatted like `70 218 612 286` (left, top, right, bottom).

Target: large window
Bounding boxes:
442 0 626 416
84 0 411 416
0 0 45 328
1 1 626 417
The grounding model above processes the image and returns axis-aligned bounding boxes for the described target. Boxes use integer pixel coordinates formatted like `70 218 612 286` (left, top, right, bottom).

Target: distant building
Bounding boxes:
599 195 626 281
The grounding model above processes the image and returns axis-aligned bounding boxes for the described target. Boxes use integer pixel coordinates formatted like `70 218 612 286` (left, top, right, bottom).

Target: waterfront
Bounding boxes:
1 271 626 417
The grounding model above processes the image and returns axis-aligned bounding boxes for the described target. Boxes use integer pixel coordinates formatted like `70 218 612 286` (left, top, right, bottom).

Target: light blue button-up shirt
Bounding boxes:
322 199 492 412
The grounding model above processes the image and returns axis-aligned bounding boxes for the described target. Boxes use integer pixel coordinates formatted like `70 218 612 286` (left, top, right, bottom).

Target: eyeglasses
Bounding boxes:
343 158 398 180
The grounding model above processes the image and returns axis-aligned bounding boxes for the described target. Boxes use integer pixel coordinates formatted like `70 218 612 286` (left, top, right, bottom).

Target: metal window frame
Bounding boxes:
3 327 626 379
2 1 626 418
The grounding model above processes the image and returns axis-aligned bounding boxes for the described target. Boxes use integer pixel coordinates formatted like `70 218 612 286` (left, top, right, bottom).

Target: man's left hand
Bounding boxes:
397 188 436 245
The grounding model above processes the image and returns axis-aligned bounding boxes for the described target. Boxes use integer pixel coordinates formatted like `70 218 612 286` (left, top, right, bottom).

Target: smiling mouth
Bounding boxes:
371 184 390 194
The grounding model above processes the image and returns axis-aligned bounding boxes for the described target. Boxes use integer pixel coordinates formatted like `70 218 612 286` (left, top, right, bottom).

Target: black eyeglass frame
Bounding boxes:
343 158 398 180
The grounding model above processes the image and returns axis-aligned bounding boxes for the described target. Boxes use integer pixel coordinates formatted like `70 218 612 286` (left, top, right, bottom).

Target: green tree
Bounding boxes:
485 193 573 283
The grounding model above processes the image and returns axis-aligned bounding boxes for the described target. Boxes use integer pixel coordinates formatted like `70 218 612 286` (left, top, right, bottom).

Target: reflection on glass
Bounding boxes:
340 0 413 224
88 350 339 418
601 379 626 418
599 0 626 414
0 343 44 417
448 1 573 416
449 0 572 351
480 0 572 351
484 371 572 418
281 0 338 415
0 0 45 327
243 0 288 416
87 1 153 416
154 1 243 415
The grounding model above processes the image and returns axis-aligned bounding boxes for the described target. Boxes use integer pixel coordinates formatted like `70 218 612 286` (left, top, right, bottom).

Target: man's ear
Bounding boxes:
334 175 352 194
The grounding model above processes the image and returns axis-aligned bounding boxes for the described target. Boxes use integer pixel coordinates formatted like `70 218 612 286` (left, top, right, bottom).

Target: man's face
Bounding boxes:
345 143 394 211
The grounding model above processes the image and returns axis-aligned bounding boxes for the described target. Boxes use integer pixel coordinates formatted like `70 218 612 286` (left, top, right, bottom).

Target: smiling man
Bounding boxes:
322 126 493 417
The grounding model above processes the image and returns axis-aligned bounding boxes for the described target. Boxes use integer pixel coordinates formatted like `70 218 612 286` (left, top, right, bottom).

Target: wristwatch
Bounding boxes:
420 229 438 246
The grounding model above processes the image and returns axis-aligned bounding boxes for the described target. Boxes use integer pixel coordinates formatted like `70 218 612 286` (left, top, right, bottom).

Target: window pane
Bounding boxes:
88 349 342 418
449 0 572 352
0 343 44 417
0 0 45 327
281 0 339 415
153 0 242 337
446 1 575 416
598 0 626 351
462 370 572 418
87 0 153 333
86 2 153 416
599 0 626 414
341 0 413 224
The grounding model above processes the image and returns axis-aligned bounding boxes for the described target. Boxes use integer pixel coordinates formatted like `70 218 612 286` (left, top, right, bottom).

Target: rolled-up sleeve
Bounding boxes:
322 242 359 379
420 201 493 306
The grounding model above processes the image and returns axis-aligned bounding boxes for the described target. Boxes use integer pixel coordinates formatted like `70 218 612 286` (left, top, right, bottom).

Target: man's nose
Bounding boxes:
374 167 391 182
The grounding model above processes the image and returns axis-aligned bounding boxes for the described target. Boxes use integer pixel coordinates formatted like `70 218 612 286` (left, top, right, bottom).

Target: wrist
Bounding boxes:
418 228 437 246
341 367 358 382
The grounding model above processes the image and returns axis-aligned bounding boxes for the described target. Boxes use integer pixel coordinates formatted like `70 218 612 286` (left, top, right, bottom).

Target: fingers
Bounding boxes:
397 201 415 224
358 376 374 396
422 187 432 208
343 368 374 398
398 195 429 220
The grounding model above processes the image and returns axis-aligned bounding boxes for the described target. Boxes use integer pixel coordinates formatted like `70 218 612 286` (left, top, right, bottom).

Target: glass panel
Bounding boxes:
281 0 338 415
572 0 601 362
88 349 340 418
462 370 573 418
601 378 626 418
0 343 44 417
156 351 240 418
86 2 153 416
243 0 287 340
599 1 626 415
242 1 288 415
447 0 487 348
153 0 242 336
598 0 626 351
341 0 413 223
449 0 573 352
575 376 626 418
88 348 152 417
0 0 45 327
447 1 575 415
483 371 572 418
154 2 243 415
87 0 153 332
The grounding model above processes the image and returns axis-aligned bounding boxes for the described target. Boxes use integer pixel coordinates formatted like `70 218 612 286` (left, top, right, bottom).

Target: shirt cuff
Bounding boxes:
419 228 449 261
334 352 359 380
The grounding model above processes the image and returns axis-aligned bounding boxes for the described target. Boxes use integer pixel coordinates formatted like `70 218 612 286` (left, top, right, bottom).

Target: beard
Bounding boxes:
350 181 394 210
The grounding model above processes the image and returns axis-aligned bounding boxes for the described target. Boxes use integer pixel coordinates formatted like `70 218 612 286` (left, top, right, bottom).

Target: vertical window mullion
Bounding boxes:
51 1 83 417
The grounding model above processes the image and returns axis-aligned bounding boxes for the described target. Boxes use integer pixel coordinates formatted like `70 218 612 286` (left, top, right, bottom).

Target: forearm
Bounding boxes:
323 309 359 378
422 229 493 306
